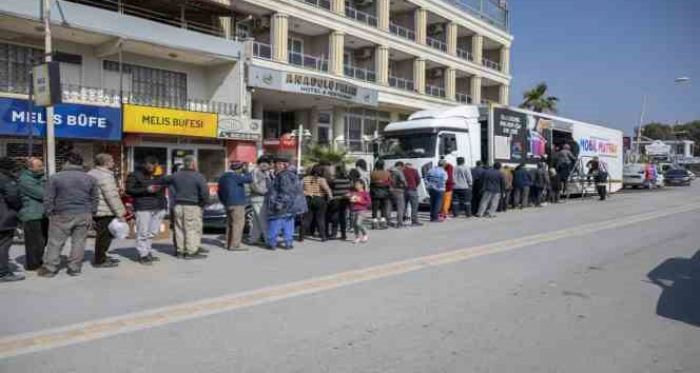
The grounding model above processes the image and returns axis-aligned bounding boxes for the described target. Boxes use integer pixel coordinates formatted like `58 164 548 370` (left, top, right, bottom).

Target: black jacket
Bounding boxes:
126 169 167 211
481 168 506 194
164 170 209 207
0 172 21 231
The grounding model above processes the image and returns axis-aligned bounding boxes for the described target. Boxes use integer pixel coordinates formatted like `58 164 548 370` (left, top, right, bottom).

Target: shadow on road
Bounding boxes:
647 250 700 327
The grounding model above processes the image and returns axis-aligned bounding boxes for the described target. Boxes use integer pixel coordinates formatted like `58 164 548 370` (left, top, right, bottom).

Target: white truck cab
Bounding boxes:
380 106 482 202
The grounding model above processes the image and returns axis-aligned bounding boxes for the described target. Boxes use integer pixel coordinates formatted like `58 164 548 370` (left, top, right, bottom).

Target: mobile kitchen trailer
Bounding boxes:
380 104 623 202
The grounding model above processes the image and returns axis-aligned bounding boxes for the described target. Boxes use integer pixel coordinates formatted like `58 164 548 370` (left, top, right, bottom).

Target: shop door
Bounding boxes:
171 148 195 173
133 147 168 174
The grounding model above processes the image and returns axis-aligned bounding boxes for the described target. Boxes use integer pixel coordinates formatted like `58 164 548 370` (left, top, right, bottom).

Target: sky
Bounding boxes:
509 0 700 135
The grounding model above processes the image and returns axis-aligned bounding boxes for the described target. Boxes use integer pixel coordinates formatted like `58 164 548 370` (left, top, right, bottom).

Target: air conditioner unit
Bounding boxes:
429 69 444 79
428 23 445 37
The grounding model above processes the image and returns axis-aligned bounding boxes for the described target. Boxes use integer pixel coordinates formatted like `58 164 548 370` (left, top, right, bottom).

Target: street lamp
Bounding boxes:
634 76 691 158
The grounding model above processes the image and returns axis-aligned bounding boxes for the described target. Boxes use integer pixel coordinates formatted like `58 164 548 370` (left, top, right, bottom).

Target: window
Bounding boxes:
439 133 457 156
0 43 42 94
343 109 390 152
104 61 187 108
288 37 304 65
317 111 332 145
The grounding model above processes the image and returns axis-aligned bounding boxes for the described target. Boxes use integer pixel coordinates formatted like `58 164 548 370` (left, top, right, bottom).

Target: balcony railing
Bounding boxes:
345 5 378 27
344 65 377 82
288 51 329 72
389 22 415 41
482 58 501 71
456 48 473 61
296 0 331 10
456 92 472 104
253 42 272 60
388 76 415 91
426 36 448 53
425 84 446 98
443 0 509 31
59 84 237 114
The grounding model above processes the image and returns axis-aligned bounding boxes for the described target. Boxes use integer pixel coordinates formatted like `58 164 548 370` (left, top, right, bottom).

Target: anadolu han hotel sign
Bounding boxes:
248 66 378 107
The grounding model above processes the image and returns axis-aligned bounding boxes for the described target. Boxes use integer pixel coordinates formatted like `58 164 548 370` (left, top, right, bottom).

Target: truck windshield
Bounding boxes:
381 134 437 159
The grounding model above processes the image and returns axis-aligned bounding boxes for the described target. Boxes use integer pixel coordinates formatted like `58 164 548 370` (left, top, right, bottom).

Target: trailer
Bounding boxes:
380 104 623 202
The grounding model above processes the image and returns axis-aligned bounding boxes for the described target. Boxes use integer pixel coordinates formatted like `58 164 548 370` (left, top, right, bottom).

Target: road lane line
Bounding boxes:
1 202 699 359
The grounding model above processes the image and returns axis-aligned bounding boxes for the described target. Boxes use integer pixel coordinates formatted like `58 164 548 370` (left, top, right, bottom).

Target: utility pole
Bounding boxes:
635 93 646 157
43 0 56 174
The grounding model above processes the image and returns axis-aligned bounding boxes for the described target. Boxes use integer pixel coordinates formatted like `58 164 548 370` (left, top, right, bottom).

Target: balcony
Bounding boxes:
426 36 448 53
456 48 473 61
456 92 472 104
253 42 272 60
389 76 415 91
345 5 378 27
482 58 501 71
295 0 331 10
425 84 446 98
389 23 415 41
442 0 509 31
344 65 377 83
288 51 329 72
59 84 237 114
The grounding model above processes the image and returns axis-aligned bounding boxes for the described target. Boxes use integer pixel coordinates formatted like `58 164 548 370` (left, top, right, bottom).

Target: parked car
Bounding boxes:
664 169 692 186
203 196 254 232
623 163 646 188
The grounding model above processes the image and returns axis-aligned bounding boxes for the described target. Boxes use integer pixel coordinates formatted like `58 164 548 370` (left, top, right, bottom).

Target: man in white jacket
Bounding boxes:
88 153 127 268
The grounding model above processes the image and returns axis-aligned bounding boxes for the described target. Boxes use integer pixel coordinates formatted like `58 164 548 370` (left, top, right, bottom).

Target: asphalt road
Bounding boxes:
1 184 699 372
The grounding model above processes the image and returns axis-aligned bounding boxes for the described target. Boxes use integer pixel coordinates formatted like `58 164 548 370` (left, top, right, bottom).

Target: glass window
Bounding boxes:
0 43 42 94
198 149 226 182
104 61 187 108
381 134 437 159
318 126 330 145
133 147 168 173
439 133 458 155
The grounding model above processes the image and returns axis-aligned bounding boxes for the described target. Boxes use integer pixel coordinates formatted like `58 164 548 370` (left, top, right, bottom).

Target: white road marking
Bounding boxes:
1 202 699 359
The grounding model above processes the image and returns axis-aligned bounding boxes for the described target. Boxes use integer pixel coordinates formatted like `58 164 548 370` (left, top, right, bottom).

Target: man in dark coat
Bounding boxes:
470 161 486 215
0 157 24 282
265 156 307 250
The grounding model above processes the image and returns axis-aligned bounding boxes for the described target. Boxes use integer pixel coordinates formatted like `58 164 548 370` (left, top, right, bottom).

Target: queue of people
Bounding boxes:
0 147 602 282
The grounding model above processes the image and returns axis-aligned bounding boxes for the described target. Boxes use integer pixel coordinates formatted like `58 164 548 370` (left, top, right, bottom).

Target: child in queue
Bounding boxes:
347 179 371 244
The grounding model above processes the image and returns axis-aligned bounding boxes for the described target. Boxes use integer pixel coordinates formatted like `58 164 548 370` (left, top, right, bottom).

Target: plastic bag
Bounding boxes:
108 218 130 240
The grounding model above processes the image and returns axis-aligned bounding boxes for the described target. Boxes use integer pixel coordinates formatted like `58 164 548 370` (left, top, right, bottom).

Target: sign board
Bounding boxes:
0 97 121 140
32 62 62 107
123 104 217 138
645 140 671 156
217 115 261 141
492 108 550 164
248 66 379 107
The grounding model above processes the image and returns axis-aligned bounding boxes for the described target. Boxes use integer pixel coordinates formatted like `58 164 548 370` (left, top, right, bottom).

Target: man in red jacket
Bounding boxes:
402 162 422 226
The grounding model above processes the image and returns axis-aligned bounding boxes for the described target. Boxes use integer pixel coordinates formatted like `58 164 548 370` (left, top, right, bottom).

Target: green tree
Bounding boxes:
519 82 559 113
640 122 673 140
302 144 353 168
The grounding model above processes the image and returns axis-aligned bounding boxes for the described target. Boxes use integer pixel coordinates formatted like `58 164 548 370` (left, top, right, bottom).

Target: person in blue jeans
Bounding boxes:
425 160 448 222
265 156 307 250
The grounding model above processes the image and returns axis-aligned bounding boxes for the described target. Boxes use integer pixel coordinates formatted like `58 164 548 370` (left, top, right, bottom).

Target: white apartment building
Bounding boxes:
239 0 512 156
0 0 512 167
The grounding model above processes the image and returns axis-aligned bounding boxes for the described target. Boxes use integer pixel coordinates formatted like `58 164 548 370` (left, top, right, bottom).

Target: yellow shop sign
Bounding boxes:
123 104 217 138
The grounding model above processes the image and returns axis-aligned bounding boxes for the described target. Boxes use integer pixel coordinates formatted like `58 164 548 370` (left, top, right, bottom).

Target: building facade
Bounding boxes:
0 0 512 171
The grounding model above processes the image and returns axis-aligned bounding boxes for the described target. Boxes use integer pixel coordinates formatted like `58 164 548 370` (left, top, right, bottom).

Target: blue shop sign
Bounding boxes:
0 97 122 141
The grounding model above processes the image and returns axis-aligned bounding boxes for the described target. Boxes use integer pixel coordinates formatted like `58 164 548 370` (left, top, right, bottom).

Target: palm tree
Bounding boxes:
519 82 559 113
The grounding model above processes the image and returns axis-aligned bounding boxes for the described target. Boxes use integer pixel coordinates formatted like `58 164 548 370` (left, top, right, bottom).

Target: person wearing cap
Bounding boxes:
248 156 272 245
126 156 167 265
265 155 307 250
425 160 448 222
163 155 209 259
217 161 252 251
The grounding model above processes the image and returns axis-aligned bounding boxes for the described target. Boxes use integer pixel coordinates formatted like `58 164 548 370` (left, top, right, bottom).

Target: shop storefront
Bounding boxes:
0 97 123 175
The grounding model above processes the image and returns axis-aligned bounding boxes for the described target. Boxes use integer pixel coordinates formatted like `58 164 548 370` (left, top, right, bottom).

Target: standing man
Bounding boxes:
402 162 422 226
126 156 167 265
532 162 548 207
38 153 98 277
165 156 209 259
476 162 505 218
499 165 513 212
555 144 576 194
512 164 532 209
389 161 407 228
425 160 448 222
248 156 272 245
218 161 252 251
470 161 486 216
266 156 307 250
452 157 473 218
88 154 127 268
0 157 24 282
18 157 47 271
